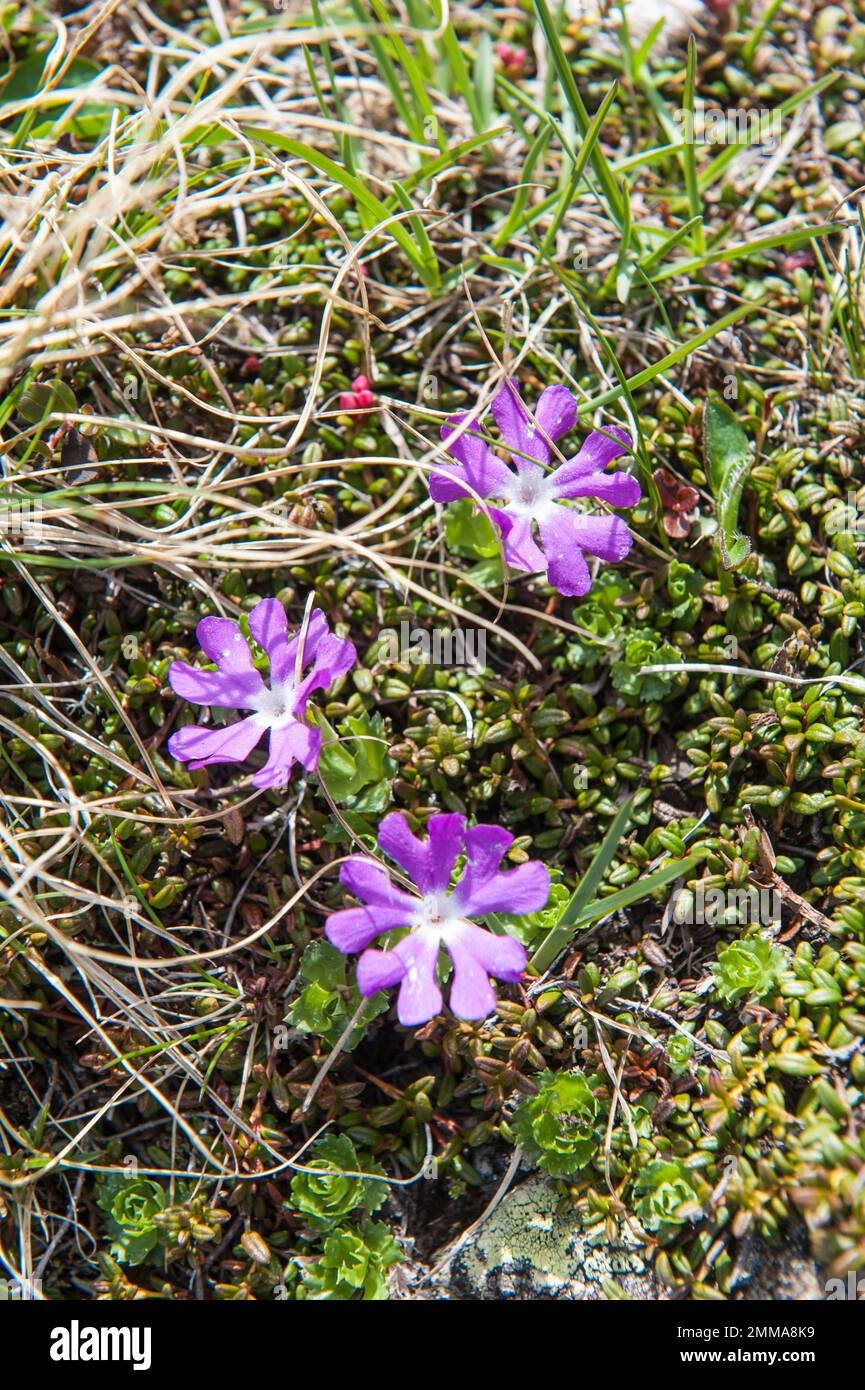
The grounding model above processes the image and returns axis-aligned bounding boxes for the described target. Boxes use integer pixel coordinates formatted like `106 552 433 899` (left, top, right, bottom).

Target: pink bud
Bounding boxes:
355 389 375 409
339 392 358 411
782 250 814 274
351 374 370 392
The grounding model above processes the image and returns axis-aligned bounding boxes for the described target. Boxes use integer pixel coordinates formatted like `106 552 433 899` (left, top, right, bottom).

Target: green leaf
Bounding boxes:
317 712 395 807
512 1069 601 1177
649 222 841 284
561 796 635 926
318 739 362 803
17 378 77 424
289 1133 387 1230
398 128 504 197
444 498 499 558
712 933 788 1003
0 54 99 106
611 628 684 700
578 300 763 415
391 181 441 291
531 796 634 973
473 30 495 132
288 941 388 1050
703 395 753 570
295 940 347 993
435 5 484 132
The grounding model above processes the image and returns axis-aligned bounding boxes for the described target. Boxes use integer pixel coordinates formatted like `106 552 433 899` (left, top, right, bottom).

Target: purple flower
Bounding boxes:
325 812 550 1026
429 381 641 597
167 599 356 790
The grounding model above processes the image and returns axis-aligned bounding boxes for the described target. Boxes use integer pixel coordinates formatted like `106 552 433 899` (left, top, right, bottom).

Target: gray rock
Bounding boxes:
443 1177 827 1301
732 1220 827 1301
449 1176 663 1300
564 0 704 45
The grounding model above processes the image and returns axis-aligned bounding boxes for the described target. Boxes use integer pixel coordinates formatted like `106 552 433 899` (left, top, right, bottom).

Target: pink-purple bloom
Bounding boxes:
167 599 355 790
325 812 550 1026
430 381 640 597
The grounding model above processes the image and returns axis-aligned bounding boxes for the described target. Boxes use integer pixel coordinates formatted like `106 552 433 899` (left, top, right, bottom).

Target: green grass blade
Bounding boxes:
742 0 784 69
238 126 437 286
648 221 843 284
346 0 422 142
530 853 704 973
682 37 704 255
562 797 635 923
398 128 505 196
531 795 634 972
577 300 764 414
435 4 483 132
367 0 442 148
391 182 441 290
491 123 552 248
541 79 620 259
533 0 630 236
697 72 839 192
637 216 703 273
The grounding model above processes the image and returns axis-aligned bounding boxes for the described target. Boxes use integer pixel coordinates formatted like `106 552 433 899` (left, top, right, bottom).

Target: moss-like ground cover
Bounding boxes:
1 0 865 1301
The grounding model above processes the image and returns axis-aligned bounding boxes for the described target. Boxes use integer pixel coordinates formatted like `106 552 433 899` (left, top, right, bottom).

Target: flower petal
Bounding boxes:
564 512 635 562
537 507 633 596
450 920 528 981
327 907 411 954
431 414 513 503
463 860 550 916
493 509 546 573
451 823 511 909
393 932 443 1025
356 947 406 997
251 721 321 789
339 856 419 913
534 384 578 445
551 427 639 505
445 920 527 1020
453 824 550 916
490 382 577 467
489 383 541 467
457 823 514 878
248 599 329 686
292 633 356 712
444 928 497 1020
552 464 641 507
377 811 465 894
167 715 264 768
195 617 255 674
552 424 632 483
168 662 266 710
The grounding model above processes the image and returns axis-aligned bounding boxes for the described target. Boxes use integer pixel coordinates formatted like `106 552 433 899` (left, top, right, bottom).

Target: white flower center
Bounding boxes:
251 680 297 728
410 892 470 943
499 464 556 521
